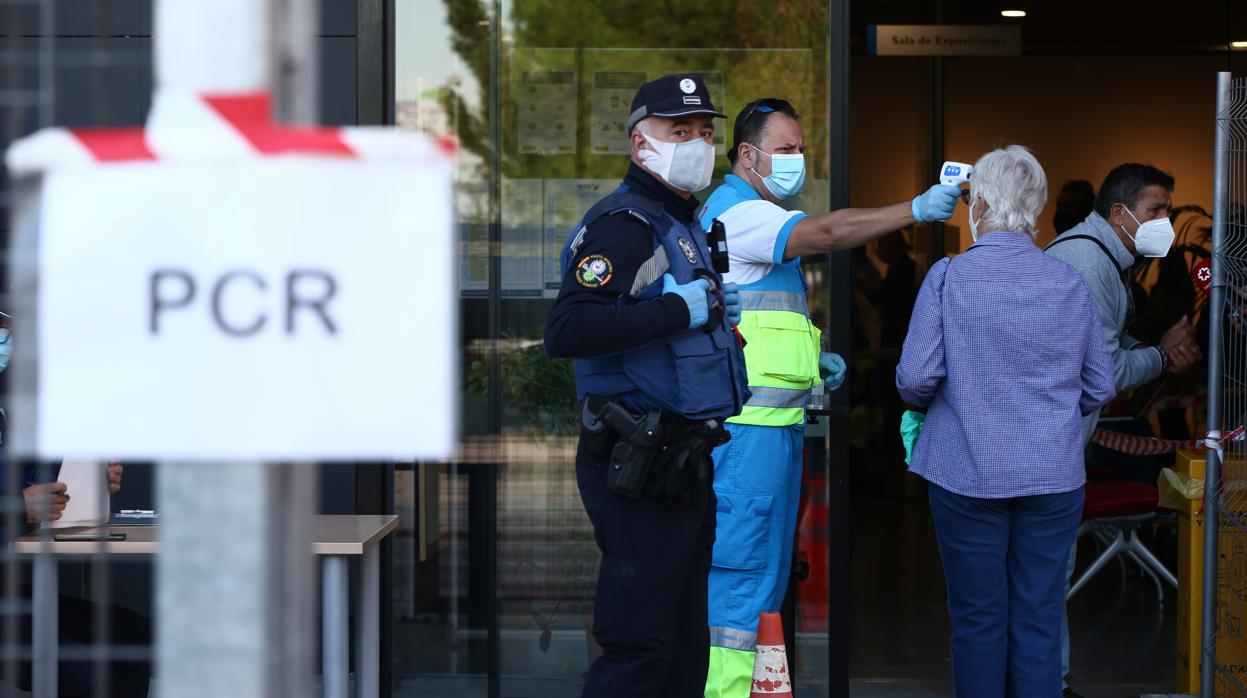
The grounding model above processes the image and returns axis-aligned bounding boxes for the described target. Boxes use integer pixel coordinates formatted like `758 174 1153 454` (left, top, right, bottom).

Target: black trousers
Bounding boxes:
575 431 716 698
12 593 151 698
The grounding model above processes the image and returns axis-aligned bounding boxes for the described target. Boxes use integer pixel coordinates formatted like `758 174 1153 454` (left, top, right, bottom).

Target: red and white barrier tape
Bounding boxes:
6 90 456 174
1091 424 1246 456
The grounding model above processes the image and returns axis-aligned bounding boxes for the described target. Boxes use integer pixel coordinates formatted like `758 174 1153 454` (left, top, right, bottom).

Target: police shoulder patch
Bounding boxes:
677 237 699 264
576 254 614 288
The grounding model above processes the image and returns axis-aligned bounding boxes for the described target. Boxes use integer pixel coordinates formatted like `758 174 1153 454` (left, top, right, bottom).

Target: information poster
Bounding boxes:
590 71 648 155
543 179 617 298
516 69 577 155
583 48 815 166
501 179 544 297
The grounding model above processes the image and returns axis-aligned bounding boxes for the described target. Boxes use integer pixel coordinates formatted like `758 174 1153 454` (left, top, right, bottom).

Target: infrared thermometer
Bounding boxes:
940 161 973 187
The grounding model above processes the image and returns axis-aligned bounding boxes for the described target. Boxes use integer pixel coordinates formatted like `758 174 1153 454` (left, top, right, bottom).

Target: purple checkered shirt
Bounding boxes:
896 232 1116 499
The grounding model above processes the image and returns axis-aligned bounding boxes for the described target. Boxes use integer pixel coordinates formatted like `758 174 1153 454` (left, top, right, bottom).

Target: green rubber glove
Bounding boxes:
900 410 926 465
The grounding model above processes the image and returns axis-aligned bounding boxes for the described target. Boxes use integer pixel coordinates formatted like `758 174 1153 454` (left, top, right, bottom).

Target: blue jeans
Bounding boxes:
928 483 1084 698
1061 539 1077 687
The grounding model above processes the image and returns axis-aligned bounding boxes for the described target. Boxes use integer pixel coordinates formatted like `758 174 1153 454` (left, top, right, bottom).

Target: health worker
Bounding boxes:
697 97 961 697
545 74 749 697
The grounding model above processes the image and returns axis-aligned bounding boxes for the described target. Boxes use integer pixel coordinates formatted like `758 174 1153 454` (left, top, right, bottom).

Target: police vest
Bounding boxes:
560 186 750 422
730 261 822 427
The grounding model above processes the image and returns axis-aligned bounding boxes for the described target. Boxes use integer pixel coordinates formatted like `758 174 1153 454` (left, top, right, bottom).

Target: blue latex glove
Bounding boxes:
723 282 741 326
899 410 926 465
819 351 846 392
911 184 961 223
663 273 710 329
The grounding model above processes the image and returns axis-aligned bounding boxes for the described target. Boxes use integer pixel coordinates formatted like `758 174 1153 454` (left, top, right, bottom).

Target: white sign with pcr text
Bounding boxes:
13 157 457 460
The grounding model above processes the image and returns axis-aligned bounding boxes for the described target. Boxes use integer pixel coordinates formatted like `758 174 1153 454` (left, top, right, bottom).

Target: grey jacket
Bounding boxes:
1045 212 1163 443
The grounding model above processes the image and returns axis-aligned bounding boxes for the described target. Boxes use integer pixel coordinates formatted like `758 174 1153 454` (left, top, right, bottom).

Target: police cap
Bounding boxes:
626 74 726 134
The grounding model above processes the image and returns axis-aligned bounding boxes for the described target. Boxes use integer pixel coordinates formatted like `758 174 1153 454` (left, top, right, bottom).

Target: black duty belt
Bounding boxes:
581 395 729 506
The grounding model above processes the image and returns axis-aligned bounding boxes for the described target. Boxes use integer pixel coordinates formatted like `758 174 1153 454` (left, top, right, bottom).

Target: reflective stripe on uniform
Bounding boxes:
730 404 805 426
745 385 811 409
630 245 670 296
709 626 757 652
739 289 808 315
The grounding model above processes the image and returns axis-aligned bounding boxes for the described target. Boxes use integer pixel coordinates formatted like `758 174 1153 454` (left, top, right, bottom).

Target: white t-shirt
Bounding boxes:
715 199 806 286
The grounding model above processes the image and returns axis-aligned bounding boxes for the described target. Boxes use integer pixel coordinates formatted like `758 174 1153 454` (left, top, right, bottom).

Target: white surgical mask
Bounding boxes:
1120 206 1175 258
639 133 715 193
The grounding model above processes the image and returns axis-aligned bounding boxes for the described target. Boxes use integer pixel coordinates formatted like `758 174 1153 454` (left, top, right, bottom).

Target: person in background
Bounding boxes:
897 145 1116 697
0 320 150 697
544 74 748 697
876 228 917 353
1044 163 1203 697
697 96 959 696
1053 180 1096 235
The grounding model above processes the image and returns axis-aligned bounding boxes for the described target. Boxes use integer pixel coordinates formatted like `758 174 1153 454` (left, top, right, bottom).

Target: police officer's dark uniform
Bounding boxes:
545 75 749 697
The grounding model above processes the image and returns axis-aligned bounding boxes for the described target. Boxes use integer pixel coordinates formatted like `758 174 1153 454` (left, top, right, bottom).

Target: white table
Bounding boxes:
11 514 399 698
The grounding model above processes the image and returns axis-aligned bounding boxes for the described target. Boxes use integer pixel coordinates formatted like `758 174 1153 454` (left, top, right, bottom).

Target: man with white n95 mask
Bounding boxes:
697 97 961 698
1044 162 1203 697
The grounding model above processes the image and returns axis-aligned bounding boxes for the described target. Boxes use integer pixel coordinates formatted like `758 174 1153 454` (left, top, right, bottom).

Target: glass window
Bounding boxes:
394 1 833 694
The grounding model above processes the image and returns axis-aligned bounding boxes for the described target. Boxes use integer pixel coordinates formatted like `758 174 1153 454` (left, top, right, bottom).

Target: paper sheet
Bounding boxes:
43 459 108 529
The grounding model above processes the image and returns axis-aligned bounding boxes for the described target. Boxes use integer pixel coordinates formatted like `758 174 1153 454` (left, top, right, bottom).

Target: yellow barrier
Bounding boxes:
1174 450 1247 692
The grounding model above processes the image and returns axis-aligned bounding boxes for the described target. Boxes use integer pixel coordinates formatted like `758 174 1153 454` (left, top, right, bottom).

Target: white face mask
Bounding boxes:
1120 206 1175 258
968 193 983 242
639 133 715 193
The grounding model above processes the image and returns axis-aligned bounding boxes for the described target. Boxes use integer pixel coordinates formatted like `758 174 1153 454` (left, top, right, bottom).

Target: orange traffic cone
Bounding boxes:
749 612 792 697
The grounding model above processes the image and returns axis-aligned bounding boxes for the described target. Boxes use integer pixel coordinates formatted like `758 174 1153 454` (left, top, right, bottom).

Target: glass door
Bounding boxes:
392 1 838 695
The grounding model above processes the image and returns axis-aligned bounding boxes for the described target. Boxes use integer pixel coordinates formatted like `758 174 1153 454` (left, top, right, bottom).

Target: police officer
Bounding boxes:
698 97 960 698
545 74 749 697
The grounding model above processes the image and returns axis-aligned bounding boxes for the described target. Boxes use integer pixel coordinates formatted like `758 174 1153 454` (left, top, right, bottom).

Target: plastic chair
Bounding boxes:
1066 481 1177 605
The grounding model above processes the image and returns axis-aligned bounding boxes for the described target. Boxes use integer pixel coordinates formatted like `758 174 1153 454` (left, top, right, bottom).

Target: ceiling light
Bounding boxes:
1232 41 1247 50
1001 10 1027 18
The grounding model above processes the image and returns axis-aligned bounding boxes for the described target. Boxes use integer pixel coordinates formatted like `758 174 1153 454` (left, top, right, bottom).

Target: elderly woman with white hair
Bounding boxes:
896 145 1116 697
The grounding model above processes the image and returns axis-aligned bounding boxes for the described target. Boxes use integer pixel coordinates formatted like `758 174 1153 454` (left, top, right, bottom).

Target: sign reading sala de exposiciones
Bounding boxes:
869 25 1021 56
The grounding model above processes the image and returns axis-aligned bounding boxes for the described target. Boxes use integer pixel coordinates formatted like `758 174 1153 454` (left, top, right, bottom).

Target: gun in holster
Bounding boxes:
582 399 664 499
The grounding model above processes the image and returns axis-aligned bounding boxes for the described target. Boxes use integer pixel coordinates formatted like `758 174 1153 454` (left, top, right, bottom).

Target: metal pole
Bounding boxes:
827 0 851 695
355 545 382 698
269 4 320 694
1200 70 1232 698
484 2 503 697
272 0 320 125
31 553 57 698
321 556 349 698
154 2 316 697
928 0 946 261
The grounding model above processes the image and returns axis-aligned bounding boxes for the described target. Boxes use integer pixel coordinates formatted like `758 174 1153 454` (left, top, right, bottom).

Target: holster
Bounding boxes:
581 397 730 506
582 399 663 499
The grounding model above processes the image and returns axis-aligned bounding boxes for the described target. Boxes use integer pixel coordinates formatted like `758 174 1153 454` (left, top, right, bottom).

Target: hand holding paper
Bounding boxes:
23 483 69 524
43 459 109 529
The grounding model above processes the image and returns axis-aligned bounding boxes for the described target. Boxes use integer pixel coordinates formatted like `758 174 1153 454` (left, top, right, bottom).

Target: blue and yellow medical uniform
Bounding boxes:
698 174 823 697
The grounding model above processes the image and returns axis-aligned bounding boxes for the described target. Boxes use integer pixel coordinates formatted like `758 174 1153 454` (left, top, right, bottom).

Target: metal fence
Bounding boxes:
1 5 158 697
1206 71 1247 698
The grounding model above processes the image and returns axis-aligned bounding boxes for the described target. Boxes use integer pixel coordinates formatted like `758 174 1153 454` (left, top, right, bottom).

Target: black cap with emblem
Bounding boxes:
626 74 727 134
